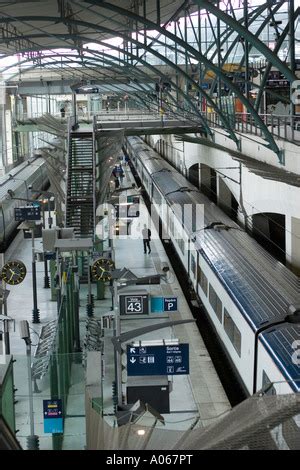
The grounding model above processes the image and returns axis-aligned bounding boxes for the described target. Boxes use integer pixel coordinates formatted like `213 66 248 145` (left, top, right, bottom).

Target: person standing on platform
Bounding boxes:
119 169 125 186
114 175 120 189
142 224 151 254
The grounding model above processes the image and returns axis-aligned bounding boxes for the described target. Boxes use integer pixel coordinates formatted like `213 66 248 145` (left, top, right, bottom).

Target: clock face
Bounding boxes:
1 260 27 285
91 258 115 282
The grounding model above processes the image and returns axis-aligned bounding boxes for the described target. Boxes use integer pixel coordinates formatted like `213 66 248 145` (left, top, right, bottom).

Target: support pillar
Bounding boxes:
50 259 57 301
97 280 105 300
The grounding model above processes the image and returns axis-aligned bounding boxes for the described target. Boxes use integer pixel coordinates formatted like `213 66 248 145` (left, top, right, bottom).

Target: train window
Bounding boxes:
262 371 276 396
224 308 241 356
209 285 222 322
152 185 161 205
201 273 208 295
177 238 185 255
197 265 208 296
169 213 174 236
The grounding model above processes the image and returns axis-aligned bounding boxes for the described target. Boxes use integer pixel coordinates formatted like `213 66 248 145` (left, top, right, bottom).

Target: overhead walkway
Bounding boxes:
14 113 204 138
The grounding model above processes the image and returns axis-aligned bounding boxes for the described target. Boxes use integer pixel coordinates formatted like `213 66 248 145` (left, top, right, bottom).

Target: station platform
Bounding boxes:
2 162 231 450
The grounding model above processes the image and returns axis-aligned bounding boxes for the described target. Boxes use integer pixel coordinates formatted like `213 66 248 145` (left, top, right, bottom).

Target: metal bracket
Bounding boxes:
278 149 285 165
111 319 196 353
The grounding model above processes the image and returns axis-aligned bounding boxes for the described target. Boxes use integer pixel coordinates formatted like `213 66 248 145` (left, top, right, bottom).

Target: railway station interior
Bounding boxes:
0 0 300 452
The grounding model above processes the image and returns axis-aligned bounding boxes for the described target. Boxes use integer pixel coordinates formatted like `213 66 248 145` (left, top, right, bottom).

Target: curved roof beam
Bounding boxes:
0 12 216 132
207 0 286 98
201 1 269 82
7 56 170 115
254 11 299 111
0 16 267 147
193 0 296 82
83 0 296 81
77 2 287 157
7 44 214 132
13 60 157 111
1 29 238 141
1 5 294 157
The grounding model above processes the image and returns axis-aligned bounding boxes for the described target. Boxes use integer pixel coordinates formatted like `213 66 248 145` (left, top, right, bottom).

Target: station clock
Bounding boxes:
1 260 27 285
91 258 115 282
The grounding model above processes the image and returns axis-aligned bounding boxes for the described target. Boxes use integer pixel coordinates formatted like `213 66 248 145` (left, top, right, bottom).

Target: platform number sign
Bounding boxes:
126 296 143 313
119 292 149 315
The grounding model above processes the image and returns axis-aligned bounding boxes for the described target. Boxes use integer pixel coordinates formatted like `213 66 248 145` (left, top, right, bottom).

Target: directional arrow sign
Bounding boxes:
127 344 189 376
130 348 136 353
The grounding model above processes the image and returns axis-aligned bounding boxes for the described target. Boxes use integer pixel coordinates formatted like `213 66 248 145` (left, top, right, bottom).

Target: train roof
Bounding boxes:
0 158 45 202
128 137 300 332
259 324 300 393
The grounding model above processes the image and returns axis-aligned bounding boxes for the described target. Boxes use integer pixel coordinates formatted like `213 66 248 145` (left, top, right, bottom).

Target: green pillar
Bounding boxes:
94 237 103 253
97 280 105 300
50 259 57 301
73 288 81 353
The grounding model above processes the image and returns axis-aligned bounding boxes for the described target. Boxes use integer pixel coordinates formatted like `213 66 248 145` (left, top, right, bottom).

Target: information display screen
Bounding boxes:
15 205 41 221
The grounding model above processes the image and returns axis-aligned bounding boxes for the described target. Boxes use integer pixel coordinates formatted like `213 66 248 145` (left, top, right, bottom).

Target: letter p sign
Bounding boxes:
164 297 178 312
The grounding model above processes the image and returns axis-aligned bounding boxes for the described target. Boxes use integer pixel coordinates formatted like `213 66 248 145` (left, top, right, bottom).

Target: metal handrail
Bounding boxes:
203 111 300 143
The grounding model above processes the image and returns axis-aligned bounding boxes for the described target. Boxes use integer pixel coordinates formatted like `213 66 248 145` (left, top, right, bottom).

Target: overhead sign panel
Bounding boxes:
150 296 178 312
15 205 41 221
127 344 189 376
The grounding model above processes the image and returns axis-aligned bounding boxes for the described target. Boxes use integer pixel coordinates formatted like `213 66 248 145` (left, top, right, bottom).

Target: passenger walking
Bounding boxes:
142 224 151 254
60 106 65 118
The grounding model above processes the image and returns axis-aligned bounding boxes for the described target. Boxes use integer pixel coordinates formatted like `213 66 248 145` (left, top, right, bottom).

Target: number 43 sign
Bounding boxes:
119 293 149 315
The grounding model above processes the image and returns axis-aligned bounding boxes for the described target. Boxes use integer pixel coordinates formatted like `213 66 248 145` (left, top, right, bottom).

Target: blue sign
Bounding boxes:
43 399 63 434
44 252 56 260
127 344 189 376
151 297 164 312
150 296 177 312
164 297 178 311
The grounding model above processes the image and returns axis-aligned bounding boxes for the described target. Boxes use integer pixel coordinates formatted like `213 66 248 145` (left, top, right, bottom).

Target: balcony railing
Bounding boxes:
203 111 300 143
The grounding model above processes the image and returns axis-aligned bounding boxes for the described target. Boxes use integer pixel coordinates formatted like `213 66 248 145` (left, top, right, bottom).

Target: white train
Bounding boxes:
125 136 300 396
0 157 48 251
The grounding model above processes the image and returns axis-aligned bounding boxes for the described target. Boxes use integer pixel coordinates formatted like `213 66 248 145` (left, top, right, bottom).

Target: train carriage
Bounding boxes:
125 136 300 396
0 157 48 251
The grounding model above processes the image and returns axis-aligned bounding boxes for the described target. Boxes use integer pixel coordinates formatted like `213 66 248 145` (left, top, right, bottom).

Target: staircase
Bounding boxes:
65 132 95 239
